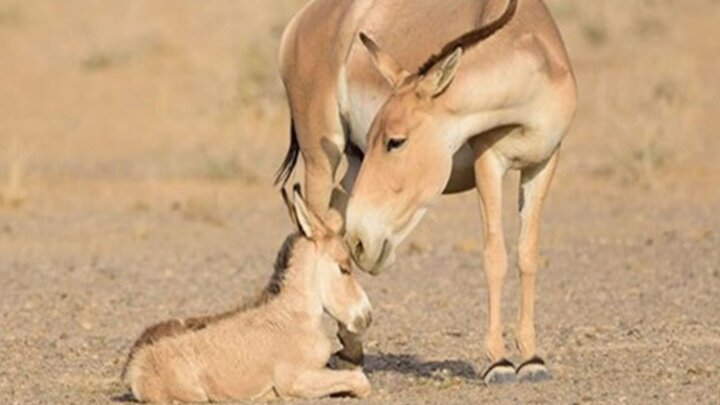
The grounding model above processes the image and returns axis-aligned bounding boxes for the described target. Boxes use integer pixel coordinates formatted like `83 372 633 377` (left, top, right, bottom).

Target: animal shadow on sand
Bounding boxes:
111 392 137 403
365 352 480 382
111 353 479 402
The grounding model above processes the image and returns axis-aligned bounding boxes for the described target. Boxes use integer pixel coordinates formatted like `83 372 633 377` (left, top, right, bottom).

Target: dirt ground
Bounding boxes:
1 1 719 404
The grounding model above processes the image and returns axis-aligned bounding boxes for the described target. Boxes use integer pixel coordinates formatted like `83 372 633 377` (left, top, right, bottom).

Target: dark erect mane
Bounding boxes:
417 0 519 75
262 233 302 299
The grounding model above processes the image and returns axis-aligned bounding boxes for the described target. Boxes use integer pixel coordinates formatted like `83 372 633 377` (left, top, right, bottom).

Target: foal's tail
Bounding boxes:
274 119 300 187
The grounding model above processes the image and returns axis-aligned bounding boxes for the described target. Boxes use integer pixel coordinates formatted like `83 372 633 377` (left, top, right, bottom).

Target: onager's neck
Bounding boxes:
448 104 523 153
439 37 539 153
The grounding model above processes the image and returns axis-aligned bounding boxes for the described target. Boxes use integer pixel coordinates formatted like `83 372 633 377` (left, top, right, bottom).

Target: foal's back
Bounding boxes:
126 292 330 402
127 303 303 402
123 189 373 402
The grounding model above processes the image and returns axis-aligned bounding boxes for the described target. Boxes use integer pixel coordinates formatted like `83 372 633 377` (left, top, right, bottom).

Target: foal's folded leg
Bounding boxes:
276 368 371 399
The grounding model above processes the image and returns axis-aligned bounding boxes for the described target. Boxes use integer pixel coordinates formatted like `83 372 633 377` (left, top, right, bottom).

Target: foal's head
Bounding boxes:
280 186 372 334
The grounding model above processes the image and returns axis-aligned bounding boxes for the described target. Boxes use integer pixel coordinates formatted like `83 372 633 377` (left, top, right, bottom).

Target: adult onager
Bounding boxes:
123 188 373 402
277 0 577 383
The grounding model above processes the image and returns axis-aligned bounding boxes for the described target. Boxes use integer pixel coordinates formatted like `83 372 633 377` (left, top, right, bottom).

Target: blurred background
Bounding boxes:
1 0 718 198
1 1 719 403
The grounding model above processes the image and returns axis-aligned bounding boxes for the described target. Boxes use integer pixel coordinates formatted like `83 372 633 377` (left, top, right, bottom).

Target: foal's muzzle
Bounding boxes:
348 307 373 334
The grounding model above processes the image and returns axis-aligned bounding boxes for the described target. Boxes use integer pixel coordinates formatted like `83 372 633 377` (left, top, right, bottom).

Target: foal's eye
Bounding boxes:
386 137 407 153
339 265 351 275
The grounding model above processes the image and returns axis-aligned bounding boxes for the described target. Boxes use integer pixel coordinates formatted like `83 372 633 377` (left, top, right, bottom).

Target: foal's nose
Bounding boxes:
362 308 373 329
350 307 373 334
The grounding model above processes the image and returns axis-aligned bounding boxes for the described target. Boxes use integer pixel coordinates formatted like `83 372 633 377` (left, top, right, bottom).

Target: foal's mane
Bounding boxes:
261 233 302 300
417 0 518 75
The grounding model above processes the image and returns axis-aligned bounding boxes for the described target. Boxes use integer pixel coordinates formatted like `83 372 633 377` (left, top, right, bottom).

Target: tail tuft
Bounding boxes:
274 119 300 186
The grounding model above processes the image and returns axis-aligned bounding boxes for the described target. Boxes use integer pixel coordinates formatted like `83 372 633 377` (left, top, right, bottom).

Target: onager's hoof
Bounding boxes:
482 359 517 385
329 350 364 370
517 356 552 383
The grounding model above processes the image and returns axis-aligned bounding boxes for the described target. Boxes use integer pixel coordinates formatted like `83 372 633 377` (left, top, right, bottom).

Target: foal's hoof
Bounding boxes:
517 356 552 383
329 351 363 370
482 359 517 385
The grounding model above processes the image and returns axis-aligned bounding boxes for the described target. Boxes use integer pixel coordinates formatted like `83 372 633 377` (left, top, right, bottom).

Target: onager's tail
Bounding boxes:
274 119 300 187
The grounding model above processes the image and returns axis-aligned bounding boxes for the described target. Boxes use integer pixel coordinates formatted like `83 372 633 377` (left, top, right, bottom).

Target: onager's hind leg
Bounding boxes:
330 150 362 218
303 140 366 370
288 88 346 217
300 134 343 217
278 368 371 399
515 149 559 383
291 95 368 370
330 152 366 370
472 141 516 385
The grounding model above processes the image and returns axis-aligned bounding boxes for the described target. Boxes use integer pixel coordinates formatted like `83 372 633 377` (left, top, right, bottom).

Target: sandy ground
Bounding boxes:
1 1 720 404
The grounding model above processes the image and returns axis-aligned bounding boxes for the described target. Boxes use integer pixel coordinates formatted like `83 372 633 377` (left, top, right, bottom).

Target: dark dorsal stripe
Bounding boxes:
417 0 519 75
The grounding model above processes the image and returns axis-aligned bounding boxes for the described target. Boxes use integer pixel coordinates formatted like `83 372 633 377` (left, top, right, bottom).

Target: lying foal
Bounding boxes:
123 188 373 402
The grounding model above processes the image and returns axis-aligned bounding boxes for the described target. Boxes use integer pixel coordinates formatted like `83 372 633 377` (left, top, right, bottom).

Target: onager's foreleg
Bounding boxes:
472 140 515 385
515 149 559 382
277 368 371 399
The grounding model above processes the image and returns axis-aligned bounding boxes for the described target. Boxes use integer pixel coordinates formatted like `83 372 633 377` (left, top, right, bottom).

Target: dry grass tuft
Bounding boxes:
198 152 258 183
172 195 227 227
81 36 167 72
0 145 28 209
582 21 608 47
234 43 284 108
613 135 671 188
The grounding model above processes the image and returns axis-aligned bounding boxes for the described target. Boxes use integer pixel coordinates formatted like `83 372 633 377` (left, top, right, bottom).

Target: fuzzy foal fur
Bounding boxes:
123 195 372 403
121 235 301 383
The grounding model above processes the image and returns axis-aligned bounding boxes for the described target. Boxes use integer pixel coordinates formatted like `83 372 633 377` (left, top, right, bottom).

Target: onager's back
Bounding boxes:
123 188 373 403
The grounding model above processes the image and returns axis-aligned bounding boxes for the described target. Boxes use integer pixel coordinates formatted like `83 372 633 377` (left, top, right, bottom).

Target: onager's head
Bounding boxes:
282 186 372 334
346 34 465 274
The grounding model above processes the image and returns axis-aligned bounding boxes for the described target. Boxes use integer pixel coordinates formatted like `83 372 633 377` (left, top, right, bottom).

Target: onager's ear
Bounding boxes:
416 47 463 99
360 32 410 88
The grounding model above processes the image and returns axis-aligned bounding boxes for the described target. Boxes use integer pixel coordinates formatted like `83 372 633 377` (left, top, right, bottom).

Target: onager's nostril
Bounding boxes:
352 238 365 261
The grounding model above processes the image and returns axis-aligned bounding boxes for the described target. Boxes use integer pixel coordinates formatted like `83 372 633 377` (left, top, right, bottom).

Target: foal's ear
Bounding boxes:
360 32 411 88
416 47 463 99
291 185 316 238
281 187 298 225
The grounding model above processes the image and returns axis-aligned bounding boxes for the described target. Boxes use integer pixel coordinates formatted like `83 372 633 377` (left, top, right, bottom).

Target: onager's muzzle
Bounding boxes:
346 231 392 276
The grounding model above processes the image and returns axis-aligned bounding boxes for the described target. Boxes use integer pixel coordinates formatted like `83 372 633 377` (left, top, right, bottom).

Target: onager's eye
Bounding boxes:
339 264 351 275
386 137 407 153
